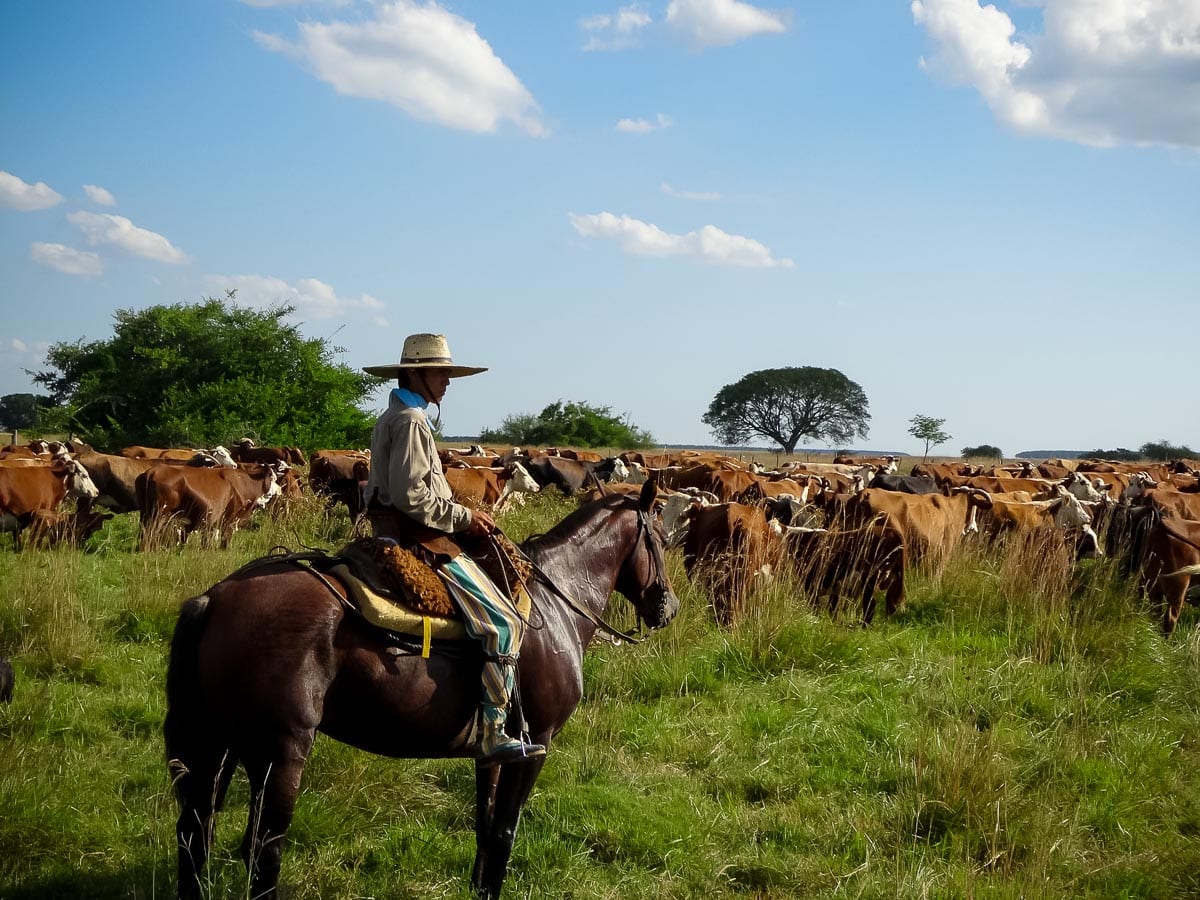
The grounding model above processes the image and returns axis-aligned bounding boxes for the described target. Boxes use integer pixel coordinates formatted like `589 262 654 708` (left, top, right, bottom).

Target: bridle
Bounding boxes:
502 497 671 645
624 505 673 626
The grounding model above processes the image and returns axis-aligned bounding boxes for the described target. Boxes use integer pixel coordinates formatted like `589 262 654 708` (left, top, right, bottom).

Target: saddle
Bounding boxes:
327 534 533 653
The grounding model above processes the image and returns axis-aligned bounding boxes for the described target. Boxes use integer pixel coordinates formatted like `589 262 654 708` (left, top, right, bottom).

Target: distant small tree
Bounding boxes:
908 414 952 462
480 400 653 449
962 444 1003 461
0 393 53 433
1139 439 1196 461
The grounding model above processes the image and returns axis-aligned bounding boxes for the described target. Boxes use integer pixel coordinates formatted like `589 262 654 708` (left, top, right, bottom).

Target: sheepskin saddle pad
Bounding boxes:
331 537 531 642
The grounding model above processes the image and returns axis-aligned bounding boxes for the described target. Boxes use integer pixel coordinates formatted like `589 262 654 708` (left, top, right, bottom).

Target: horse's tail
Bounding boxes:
165 594 232 804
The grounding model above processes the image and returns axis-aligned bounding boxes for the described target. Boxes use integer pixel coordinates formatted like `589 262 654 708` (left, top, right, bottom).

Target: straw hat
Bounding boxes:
362 333 487 379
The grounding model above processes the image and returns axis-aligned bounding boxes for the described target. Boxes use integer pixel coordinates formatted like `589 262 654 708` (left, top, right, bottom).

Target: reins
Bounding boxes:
492 501 662 646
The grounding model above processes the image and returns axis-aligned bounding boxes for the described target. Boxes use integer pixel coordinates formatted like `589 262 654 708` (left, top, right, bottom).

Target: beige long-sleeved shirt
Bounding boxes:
365 390 473 534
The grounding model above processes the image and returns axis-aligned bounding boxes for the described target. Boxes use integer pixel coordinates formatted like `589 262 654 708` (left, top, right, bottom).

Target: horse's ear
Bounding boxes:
639 476 658 511
589 469 607 495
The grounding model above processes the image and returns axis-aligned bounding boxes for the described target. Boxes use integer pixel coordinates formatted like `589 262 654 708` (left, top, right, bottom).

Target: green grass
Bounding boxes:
3 492 1200 899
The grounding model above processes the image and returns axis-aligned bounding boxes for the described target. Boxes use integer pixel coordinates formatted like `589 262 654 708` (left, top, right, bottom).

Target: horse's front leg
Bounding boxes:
470 761 501 891
474 755 548 900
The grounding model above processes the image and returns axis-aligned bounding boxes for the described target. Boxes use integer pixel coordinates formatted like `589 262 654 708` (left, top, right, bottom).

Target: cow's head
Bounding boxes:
660 492 702 549
58 458 100 501
208 446 237 468
1063 472 1104 503
1052 487 1103 557
606 457 631 483
253 466 284 509
1120 471 1157 503
505 461 540 494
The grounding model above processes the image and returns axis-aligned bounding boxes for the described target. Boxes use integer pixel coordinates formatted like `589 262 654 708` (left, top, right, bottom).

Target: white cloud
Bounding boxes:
581 4 653 51
616 113 673 133
666 0 788 49
912 0 1200 148
82 184 116 206
0 337 49 375
30 242 104 277
0 171 64 211
255 1 546 136
661 181 723 201
66 211 189 264
206 274 386 320
569 211 793 268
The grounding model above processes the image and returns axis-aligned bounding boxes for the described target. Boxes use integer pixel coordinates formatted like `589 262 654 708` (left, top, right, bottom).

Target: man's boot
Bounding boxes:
478 661 545 764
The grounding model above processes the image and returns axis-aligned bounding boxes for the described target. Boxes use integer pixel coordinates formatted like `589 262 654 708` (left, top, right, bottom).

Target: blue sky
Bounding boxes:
2 0 1197 455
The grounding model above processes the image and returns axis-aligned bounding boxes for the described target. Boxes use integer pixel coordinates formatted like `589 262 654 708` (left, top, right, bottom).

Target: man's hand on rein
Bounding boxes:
466 509 496 537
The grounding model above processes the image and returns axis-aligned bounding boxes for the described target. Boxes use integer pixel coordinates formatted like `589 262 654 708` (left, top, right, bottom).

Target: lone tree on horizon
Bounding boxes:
702 367 870 455
909 414 952 462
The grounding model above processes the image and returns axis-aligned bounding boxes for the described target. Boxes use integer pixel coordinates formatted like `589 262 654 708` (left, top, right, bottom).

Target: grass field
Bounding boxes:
3 483 1200 899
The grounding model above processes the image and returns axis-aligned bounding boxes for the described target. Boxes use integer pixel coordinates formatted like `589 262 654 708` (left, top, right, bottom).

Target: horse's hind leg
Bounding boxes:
172 746 236 900
239 736 313 899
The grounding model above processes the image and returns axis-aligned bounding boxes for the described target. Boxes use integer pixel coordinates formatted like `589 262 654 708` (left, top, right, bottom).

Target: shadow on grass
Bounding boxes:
4 862 173 900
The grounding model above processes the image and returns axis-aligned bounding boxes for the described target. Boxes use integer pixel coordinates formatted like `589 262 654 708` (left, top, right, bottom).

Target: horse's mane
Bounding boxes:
520 493 638 553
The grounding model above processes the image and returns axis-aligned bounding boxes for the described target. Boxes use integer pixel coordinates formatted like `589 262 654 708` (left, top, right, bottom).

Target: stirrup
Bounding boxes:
478 732 546 765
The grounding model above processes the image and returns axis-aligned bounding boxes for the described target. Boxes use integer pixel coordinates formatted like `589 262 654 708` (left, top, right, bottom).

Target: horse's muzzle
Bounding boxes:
647 588 681 629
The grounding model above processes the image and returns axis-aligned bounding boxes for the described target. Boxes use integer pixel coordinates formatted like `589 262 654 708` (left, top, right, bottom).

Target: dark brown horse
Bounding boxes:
165 480 678 899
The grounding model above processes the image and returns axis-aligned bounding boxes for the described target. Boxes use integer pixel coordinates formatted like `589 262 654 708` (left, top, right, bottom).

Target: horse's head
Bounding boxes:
616 479 680 630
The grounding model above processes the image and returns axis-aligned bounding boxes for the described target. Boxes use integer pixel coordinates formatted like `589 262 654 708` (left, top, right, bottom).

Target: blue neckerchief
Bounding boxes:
392 387 428 410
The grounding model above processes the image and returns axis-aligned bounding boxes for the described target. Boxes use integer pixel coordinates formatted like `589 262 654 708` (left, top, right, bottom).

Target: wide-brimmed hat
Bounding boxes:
363 333 487 379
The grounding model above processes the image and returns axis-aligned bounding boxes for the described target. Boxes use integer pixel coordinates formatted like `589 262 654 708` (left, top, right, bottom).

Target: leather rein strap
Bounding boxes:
494 508 659 646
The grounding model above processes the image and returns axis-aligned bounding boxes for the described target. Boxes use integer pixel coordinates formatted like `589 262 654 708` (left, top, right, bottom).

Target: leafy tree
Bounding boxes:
702 367 870 455
0 393 53 433
908 414 952 462
480 400 653 449
1139 439 1196 461
32 298 379 451
962 444 1003 461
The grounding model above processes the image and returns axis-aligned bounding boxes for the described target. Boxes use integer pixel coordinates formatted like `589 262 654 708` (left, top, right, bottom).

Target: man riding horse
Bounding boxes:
362 333 545 765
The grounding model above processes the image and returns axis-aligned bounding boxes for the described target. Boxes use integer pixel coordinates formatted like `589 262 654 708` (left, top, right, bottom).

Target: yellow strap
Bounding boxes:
421 616 432 659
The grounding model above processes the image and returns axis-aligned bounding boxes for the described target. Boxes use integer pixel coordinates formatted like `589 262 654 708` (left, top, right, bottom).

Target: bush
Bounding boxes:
480 400 653 449
962 444 1003 461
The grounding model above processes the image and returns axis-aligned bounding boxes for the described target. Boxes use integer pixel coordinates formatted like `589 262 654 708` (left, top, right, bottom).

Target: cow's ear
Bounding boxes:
639 477 658 511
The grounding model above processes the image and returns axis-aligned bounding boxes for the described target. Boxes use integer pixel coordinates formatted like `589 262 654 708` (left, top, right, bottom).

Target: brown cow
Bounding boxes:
682 502 782 626
1134 488 1200 523
973 488 1101 558
780 520 907 623
120 445 198 461
137 463 282 548
75 449 226 518
1141 516 1200 635
309 450 371 517
655 463 756 501
844 488 987 565
707 468 760 502
0 459 100 549
446 465 504 509
230 438 306 467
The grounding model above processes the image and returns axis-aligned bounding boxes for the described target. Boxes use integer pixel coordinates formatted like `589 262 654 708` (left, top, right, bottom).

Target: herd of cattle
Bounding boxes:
3 437 1200 634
